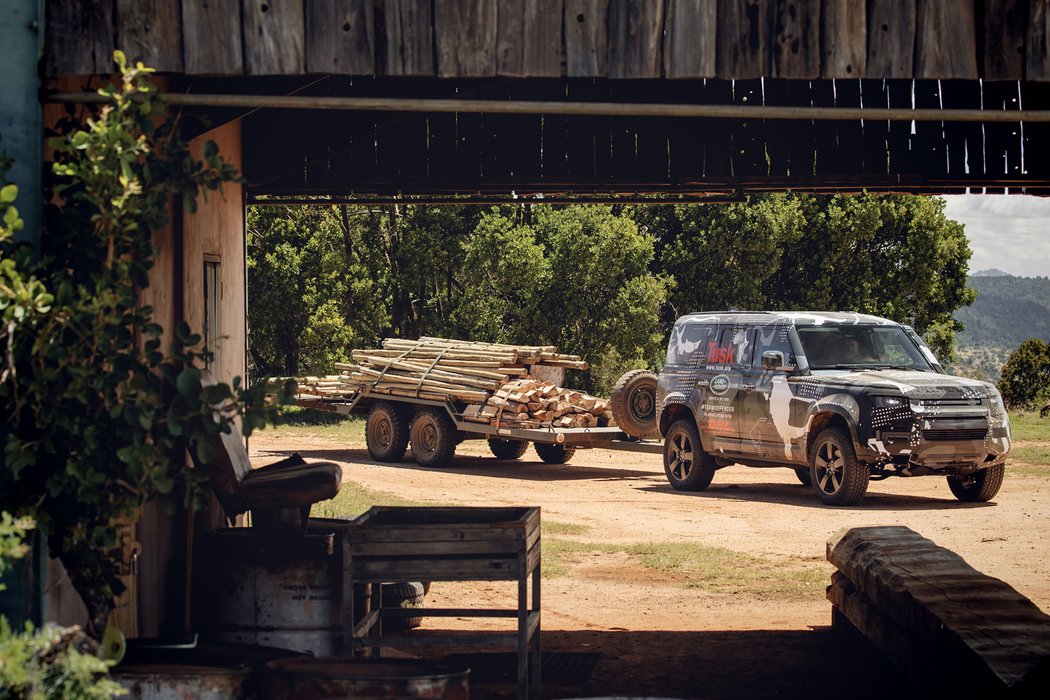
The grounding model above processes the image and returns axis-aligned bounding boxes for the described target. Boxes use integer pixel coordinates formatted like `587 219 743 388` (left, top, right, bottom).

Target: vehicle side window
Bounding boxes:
709 327 754 368
666 323 717 365
752 325 796 369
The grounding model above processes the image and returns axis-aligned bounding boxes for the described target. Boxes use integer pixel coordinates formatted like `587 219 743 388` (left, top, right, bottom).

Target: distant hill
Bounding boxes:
970 268 1014 277
949 275 1050 380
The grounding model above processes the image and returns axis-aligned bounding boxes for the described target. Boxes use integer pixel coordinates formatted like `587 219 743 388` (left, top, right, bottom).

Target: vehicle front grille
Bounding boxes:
919 398 982 408
922 428 988 441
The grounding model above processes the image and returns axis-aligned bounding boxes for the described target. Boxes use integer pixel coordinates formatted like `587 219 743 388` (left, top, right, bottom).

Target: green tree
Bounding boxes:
1 54 290 640
997 338 1050 410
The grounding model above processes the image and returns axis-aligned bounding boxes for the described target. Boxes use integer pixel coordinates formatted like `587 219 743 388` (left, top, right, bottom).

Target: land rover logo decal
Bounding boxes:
709 374 730 395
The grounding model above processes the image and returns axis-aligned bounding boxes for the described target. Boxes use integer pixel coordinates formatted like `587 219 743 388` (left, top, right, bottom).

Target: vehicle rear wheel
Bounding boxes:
409 407 457 468
366 401 409 462
610 370 660 438
947 463 1005 502
794 468 813 487
488 438 529 460
809 428 869 506
534 443 576 464
663 419 716 491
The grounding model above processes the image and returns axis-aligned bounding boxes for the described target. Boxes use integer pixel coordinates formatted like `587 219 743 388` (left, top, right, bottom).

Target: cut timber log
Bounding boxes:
826 526 1050 692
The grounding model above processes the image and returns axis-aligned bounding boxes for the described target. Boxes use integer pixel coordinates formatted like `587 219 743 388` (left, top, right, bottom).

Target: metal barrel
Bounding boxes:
204 528 344 656
263 658 470 700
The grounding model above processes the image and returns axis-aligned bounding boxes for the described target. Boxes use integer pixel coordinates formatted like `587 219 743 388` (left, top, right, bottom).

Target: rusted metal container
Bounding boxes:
263 658 469 700
204 528 342 656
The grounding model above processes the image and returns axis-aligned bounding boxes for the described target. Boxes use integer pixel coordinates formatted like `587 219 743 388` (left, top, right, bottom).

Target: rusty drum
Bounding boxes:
205 528 342 656
263 658 470 700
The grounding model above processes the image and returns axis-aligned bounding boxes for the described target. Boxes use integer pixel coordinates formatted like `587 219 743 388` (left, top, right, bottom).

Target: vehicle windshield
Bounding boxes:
795 325 933 371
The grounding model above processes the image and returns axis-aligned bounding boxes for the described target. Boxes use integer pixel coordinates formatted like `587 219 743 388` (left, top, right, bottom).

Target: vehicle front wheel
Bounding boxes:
534 443 575 464
409 407 457 468
663 419 716 491
947 463 1005 502
809 428 869 506
366 401 409 462
488 438 529 460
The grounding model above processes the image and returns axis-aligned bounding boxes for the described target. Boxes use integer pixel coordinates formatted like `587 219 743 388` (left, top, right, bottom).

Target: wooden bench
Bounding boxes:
827 526 1050 693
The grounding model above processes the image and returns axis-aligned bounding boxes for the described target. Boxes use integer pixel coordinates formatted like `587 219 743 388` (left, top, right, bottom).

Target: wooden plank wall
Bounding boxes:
240 75 1050 195
46 0 1050 81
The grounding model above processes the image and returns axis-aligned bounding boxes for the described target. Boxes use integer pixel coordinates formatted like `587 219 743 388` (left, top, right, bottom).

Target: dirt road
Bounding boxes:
250 431 1050 698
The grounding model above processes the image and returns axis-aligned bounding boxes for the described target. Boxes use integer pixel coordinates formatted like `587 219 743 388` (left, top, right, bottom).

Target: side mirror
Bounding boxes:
761 350 789 371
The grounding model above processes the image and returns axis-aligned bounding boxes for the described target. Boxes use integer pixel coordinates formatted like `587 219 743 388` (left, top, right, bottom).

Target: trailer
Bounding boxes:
295 391 663 468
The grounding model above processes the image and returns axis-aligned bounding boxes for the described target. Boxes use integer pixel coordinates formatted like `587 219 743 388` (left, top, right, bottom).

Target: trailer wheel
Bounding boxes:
380 581 425 631
535 442 576 464
488 439 529 460
366 401 409 462
409 407 457 468
610 369 660 438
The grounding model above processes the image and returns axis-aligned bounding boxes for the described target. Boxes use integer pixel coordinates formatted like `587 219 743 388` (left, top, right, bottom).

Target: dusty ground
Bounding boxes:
250 431 1050 699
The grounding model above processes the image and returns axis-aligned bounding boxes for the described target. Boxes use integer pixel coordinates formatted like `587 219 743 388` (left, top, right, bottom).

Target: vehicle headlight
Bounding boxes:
872 395 908 409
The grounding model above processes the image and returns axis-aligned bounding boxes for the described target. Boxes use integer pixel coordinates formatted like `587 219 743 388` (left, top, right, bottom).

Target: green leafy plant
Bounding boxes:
0 52 293 641
998 338 1050 410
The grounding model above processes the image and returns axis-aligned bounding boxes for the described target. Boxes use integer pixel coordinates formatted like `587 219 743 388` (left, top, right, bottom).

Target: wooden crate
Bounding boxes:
341 506 541 700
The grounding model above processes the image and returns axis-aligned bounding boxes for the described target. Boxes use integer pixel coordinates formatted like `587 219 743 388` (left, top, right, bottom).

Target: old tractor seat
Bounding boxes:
199 370 342 531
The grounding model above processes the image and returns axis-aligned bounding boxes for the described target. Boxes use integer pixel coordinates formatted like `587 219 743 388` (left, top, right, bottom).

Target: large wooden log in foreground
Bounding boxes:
826 526 1050 693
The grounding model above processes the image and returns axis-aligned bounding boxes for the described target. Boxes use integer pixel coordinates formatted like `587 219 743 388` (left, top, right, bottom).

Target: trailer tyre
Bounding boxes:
489 439 529 460
535 443 576 464
410 407 457 468
366 401 409 462
381 582 425 631
611 370 660 438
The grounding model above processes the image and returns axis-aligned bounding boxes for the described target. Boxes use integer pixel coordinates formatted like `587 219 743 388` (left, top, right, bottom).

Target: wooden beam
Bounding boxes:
46 0 114 76
182 0 244 75
116 0 183 73
496 0 564 77
866 0 916 78
916 0 978 78
434 0 497 77
772 0 820 79
664 0 718 78
1029 0 1050 81
383 0 435 75
565 0 609 76
821 0 866 78
983 0 1027 80
607 0 665 78
305 0 376 74
718 0 771 79
244 0 306 75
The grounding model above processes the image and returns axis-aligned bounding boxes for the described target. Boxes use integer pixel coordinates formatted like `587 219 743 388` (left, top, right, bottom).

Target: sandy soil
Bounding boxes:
250 431 1050 698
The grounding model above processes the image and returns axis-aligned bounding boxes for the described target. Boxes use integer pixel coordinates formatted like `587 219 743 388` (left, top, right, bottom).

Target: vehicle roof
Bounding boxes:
675 311 901 327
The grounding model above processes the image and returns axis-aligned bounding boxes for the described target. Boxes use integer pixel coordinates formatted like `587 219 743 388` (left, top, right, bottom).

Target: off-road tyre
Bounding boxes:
610 370 660 438
381 582 425 631
947 463 1005 502
663 419 716 491
794 468 813 487
488 438 529 460
809 428 869 506
534 443 576 464
409 407 457 468
366 401 409 462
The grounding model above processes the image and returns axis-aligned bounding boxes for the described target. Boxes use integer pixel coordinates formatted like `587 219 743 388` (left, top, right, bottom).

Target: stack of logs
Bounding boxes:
463 379 613 429
291 337 611 429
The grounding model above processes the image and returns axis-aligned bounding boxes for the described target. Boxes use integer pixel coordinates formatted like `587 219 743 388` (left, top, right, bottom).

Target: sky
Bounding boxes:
941 195 1050 278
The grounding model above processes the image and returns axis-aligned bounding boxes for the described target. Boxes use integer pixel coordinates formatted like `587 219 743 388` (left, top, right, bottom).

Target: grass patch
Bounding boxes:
268 406 366 442
1011 412 1050 442
312 481 429 520
1011 445 1050 466
543 521 590 536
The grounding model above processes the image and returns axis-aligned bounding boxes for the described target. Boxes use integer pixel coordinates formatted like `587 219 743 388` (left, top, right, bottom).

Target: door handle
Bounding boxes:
743 384 756 391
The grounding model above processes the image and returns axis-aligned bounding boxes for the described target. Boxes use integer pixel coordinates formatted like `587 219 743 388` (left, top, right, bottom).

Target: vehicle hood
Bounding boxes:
802 370 998 400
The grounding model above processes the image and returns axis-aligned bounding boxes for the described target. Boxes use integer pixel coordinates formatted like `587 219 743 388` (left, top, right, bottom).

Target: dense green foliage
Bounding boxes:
998 339 1050 410
249 193 975 387
0 54 292 639
0 514 125 699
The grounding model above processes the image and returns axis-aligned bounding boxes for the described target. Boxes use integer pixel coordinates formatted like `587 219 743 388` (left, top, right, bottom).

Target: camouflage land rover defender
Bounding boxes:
656 312 1011 506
